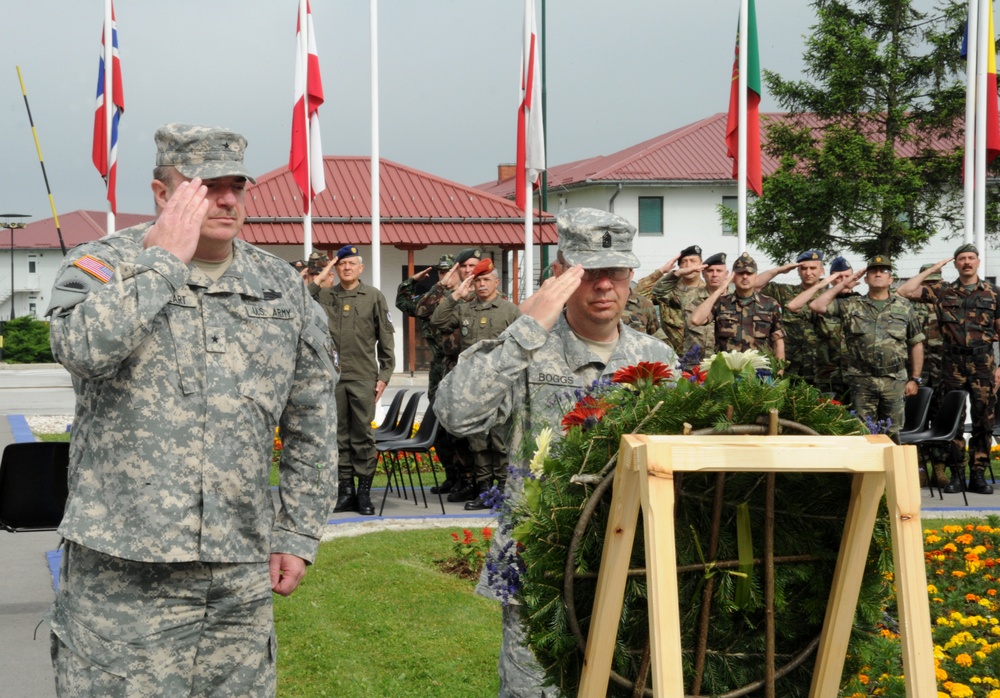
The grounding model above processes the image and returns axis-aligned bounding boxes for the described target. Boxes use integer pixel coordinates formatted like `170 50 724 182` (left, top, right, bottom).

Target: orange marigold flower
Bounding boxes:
955 653 973 667
966 593 981 602
955 534 974 545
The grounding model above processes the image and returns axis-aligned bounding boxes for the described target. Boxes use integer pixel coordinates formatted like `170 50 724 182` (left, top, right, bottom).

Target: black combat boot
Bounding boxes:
943 467 966 494
464 481 491 511
332 479 357 513
431 467 458 495
447 478 477 503
968 470 995 495
356 475 376 515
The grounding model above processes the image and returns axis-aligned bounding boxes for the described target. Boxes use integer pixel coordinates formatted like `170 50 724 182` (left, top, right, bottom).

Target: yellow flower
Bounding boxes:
528 427 553 478
936 666 949 681
955 653 973 667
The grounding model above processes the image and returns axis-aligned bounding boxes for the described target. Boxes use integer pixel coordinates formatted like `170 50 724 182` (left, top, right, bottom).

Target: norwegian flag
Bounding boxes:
515 0 545 212
289 0 326 214
92 0 124 215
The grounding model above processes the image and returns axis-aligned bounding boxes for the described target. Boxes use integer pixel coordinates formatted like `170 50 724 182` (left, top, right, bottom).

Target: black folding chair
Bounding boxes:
373 389 407 439
374 392 421 444
899 386 932 439
0 442 70 532
377 407 444 516
900 390 969 506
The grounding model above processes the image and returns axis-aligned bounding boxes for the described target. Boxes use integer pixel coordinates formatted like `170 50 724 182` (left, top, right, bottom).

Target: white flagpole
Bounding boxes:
300 0 313 259
104 0 114 236
976 0 989 254
523 0 535 297
371 0 381 290
965 0 978 244
737 0 748 255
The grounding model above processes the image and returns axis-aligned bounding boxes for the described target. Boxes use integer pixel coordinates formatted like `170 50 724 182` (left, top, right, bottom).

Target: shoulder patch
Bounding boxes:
73 255 114 283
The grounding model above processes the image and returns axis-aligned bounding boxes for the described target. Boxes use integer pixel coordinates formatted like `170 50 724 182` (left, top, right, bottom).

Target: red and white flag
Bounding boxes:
289 0 326 214
92 0 124 214
515 0 544 211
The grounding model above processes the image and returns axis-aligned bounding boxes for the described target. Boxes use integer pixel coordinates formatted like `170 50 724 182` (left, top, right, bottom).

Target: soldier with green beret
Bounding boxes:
312 244 396 515
46 123 338 695
898 245 1000 495
811 256 925 441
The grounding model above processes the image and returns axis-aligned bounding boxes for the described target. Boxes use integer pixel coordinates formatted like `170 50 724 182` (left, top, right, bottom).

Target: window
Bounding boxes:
27 255 37 274
28 302 37 317
638 197 663 235
721 196 738 236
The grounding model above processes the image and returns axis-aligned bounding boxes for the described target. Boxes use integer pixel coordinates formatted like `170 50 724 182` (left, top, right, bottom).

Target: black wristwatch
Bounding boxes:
910 376 922 385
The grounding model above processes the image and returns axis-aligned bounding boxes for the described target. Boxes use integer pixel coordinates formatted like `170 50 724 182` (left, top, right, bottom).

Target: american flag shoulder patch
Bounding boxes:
73 255 115 283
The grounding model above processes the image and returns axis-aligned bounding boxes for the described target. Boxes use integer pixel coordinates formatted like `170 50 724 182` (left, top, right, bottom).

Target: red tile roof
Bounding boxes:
477 111 965 197
242 156 556 248
13 211 155 251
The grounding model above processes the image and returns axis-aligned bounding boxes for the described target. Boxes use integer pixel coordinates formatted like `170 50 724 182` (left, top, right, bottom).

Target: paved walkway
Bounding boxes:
2 367 998 697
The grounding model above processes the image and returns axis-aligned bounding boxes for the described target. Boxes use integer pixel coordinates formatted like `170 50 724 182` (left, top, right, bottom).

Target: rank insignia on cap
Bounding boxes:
602 232 612 248
73 255 114 283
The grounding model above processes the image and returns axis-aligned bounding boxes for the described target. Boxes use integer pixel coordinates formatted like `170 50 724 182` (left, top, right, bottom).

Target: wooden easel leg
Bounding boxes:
884 444 937 695
639 465 684 697
809 472 885 697
578 445 646 697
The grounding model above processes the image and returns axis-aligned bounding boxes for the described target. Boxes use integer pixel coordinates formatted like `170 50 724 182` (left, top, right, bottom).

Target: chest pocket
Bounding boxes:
937 297 963 327
715 307 740 339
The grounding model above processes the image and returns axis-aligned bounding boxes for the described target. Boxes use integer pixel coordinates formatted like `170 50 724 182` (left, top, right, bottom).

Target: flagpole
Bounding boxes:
976 0 989 255
103 0 114 235
737 0 748 255
371 0 381 290
965 0 978 244
522 0 536 298
298 0 312 260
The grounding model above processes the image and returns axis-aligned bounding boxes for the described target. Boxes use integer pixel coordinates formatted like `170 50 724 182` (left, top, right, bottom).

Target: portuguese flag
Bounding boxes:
725 0 762 197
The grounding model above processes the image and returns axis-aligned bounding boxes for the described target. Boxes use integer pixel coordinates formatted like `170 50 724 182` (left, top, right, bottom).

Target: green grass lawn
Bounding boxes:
274 529 501 697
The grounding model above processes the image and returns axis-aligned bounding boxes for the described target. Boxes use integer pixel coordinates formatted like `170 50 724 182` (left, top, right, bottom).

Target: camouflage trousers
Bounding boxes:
50 541 275 698
337 379 377 478
469 428 508 489
427 349 446 404
850 374 905 441
939 354 996 472
498 604 562 698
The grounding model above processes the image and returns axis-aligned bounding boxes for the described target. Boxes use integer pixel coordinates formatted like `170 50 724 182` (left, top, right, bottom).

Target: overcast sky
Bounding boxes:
2 1 830 224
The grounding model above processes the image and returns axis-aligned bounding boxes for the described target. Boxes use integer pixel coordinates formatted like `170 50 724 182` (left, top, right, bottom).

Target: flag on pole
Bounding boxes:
985 2 1000 164
289 0 326 214
92 1 124 214
725 0 762 197
515 0 545 211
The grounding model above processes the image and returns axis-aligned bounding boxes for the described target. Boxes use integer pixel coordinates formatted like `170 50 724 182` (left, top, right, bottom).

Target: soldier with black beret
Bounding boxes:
634 244 704 352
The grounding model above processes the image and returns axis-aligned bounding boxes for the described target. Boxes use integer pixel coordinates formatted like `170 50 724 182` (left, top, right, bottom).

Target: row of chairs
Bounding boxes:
373 390 445 516
898 387 996 506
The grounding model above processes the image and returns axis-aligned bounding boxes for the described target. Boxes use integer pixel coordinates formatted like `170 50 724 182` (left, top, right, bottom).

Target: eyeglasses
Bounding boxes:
580 268 631 282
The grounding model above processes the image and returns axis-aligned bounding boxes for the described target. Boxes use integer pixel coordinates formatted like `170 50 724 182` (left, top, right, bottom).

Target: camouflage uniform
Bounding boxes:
395 276 446 400
47 219 337 695
916 278 1000 481
641 273 714 367
826 294 924 440
762 281 820 382
635 270 704 350
814 291 860 402
436 314 678 697
710 291 784 354
312 279 395 480
621 288 661 336
431 292 522 492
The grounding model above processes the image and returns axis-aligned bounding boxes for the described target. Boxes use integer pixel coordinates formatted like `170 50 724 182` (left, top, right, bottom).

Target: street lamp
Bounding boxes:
1 214 31 322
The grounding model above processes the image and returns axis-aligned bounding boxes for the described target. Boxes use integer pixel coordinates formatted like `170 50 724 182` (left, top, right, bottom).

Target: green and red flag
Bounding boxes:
725 0 762 197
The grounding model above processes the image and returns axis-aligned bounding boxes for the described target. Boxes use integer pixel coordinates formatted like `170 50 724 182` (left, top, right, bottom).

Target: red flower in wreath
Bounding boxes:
612 361 673 388
561 395 608 433
682 365 706 384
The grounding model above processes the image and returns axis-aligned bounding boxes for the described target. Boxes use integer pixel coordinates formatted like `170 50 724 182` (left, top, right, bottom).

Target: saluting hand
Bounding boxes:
411 267 433 282
451 274 474 301
143 178 209 264
519 265 585 331
315 259 337 288
440 265 460 291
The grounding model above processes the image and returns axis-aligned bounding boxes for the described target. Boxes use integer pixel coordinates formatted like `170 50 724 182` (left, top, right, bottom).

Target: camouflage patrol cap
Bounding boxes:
154 124 256 183
919 263 942 281
829 256 851 273
795 249 824 263
955 242 979 257
455 248 483 265
308 250 330 272
865 254 892 270
471 258 495 278
732 252 757 273
680 244 702 260
556 208 640 269
703 252 727 267
437 254 455 270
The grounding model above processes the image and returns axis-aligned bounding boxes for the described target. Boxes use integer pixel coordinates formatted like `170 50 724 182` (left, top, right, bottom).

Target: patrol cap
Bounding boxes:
732 252 757 274
437 254 455 270
703 252 727 267
307 250 330 272
954 242 979 257
556 207 640 269
865 254 892 270
796 249 824 263
291 259 306 271
455 248 483 265
680 245 702 260
336 245 360 262
471 258 495 278
829 256 851 273
154 123 256 183
919 263 942 281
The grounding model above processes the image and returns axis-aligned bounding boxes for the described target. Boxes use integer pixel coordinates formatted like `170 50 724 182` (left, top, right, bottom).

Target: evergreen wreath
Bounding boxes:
496 351 894 697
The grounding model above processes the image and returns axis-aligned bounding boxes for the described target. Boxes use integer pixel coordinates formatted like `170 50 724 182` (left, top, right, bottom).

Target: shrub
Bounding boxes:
1 315 53 363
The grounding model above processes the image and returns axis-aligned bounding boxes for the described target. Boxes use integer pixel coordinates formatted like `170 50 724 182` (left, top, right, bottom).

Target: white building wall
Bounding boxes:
0 248 65 320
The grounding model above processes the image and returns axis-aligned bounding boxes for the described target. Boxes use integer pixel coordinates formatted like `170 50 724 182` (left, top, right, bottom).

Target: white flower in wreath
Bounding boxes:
699 349 770 374
529 427 553 477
